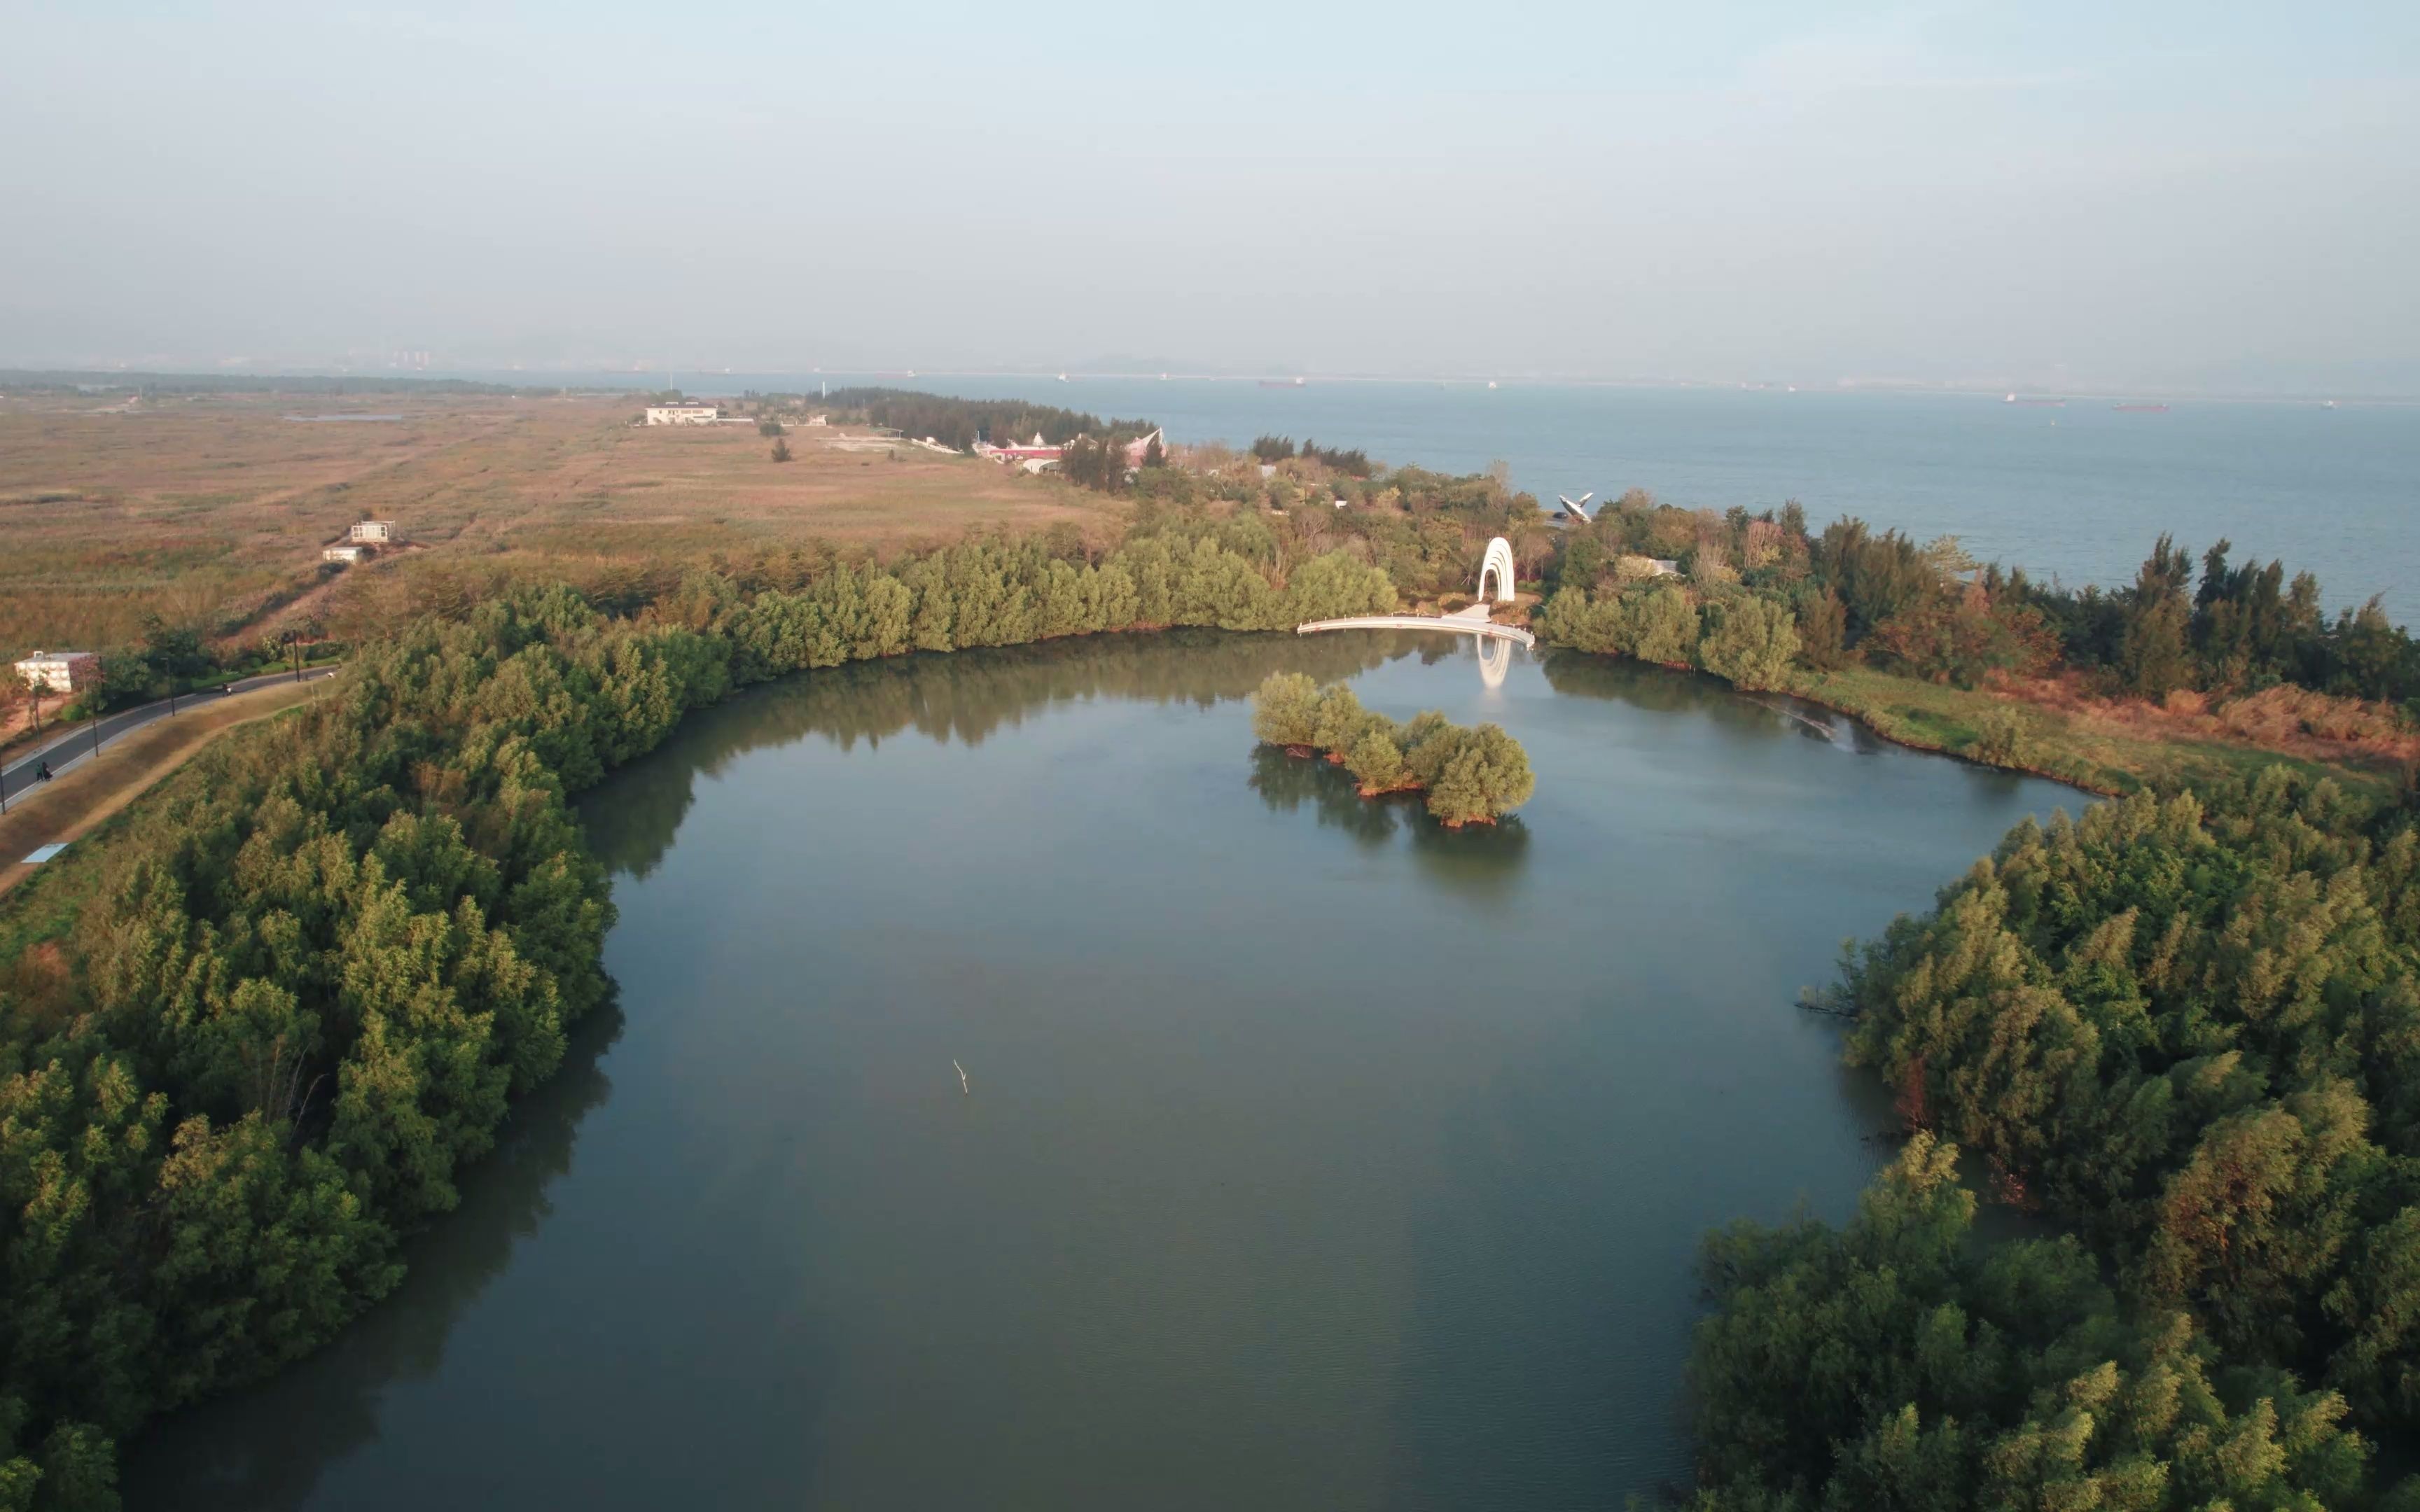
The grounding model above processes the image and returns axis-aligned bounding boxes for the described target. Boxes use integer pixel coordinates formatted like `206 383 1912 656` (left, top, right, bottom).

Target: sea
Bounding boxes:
468 373 2420 617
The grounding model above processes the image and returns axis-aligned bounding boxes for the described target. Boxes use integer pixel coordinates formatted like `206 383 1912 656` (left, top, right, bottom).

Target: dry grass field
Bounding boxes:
0 391 1125 654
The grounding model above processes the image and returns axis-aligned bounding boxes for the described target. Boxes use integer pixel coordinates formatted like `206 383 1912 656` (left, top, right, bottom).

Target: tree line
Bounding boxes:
1249 435 1375 477
1250 671 1534 826
1674 763 2420 1507
0 518 1396 1507
812 387 1157 456
1544 493 2419 711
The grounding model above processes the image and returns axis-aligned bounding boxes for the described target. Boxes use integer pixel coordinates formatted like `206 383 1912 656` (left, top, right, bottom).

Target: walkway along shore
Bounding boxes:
0 666 341 809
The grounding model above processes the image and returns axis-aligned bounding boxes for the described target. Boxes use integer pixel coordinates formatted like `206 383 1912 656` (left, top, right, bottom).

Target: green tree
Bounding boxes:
1310 685 1378 755
1251 672 1321 749
1628 586 1701 666
1793 587 1849 671
1697 596 1801 690
1412 724 1533 826
1343 727 1407 794
2118 534 2197 698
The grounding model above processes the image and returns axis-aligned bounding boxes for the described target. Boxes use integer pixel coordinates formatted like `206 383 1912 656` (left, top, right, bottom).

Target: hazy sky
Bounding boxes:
4 1 2415 390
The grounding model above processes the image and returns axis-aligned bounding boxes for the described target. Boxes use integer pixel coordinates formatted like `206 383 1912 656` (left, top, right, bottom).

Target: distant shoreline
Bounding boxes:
5 366 2412 408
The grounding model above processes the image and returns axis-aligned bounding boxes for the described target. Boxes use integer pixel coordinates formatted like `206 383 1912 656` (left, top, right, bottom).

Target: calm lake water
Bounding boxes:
130 631 2078 1510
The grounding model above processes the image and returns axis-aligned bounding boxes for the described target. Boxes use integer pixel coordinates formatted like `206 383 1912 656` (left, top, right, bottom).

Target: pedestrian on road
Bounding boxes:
36 762 53 783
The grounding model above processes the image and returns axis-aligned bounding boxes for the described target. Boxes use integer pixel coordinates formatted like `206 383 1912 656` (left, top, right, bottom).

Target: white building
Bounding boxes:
349 519 396 543
323 545 366 564
14 651 100 694
646 402 725 426
803 414 828 427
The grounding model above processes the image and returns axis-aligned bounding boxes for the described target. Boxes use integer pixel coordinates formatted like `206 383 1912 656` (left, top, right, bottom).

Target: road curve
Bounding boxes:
0 667 340 804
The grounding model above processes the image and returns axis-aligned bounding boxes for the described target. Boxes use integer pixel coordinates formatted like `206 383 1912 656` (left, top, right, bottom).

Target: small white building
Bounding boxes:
646 402 725 426
14 651 100 694
349 519 396 543
803 414 828 427
323 545 366 564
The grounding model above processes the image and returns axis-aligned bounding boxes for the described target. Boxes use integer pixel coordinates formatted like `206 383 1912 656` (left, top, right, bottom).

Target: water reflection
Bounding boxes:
1475 636 1511 690
123 1006 627 1510
583 630 1467 880
1542 649 1884 750
118 631 2085 1512
1248 746 1530 902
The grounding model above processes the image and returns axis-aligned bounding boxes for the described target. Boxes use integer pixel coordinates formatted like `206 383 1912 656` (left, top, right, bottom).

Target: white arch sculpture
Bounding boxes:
1477 536 1516 604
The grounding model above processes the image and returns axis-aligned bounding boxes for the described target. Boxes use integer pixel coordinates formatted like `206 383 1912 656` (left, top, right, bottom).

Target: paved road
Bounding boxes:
0 667 340 804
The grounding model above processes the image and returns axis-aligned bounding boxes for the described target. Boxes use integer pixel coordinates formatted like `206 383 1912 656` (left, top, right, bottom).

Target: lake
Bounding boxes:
128 631 2079 1508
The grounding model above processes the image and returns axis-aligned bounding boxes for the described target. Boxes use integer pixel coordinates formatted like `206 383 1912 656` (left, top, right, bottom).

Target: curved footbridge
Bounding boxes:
1295 602 1536 648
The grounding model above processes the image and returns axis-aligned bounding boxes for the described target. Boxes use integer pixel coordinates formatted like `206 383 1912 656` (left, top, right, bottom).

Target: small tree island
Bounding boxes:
1251 671 1536 827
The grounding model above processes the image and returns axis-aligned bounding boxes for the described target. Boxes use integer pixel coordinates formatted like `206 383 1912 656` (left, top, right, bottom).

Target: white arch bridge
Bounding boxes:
1294 535 1536 649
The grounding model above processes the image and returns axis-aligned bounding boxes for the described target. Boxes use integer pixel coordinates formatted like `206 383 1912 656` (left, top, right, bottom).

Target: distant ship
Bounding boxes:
1487 380 1498 390
2113 403 2169 413
2004 393 2066 407
1258 377 1306 388
1057 373 1069 383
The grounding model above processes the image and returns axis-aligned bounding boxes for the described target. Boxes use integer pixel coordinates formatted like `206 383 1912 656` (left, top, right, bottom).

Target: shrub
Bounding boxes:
1344 728 1407 794
1698 596 1801 691
1967 705 2029 766
1628 586 1701 666
1251 672 1321 748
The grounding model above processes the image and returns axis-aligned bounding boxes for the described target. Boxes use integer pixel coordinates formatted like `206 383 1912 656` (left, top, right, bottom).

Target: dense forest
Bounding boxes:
1698 768 2420 1502
1673 768 2420 1507
1250 671 1534 825
0 516 1396 1507
1683 1133 2381 1509
1540 493 2419 710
